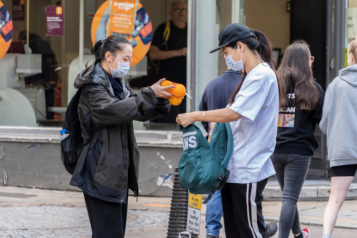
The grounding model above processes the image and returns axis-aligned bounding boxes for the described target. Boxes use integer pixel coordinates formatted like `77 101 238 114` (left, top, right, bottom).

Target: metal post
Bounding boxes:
187 0 196 112
79 0 84 69
334 0 346 75
326 0 334 84
322 0 334 178
26 0 30 45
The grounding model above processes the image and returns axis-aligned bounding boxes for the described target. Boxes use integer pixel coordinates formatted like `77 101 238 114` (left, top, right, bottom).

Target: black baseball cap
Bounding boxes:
210 23 255 53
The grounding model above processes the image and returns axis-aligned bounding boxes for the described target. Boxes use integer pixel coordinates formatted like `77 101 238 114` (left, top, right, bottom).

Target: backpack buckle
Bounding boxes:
218 173 223 180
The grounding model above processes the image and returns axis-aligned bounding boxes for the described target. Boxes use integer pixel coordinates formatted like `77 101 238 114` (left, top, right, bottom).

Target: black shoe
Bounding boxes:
266 222 278 237
206 235 219 238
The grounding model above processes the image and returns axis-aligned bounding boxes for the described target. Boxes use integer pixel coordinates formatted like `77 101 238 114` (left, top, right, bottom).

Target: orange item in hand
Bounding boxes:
168 96 183 106
160 80 186 106
160 80 175 93
172 84 186 98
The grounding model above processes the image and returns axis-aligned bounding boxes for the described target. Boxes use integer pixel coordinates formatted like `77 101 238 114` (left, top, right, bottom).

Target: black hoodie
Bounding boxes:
274 82 325 156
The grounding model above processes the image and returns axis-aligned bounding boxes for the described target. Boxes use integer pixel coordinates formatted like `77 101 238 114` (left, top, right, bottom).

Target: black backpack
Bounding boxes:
60 89 84 175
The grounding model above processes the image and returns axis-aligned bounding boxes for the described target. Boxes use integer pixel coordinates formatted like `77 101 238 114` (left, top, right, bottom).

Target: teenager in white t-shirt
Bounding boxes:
176 23 281 238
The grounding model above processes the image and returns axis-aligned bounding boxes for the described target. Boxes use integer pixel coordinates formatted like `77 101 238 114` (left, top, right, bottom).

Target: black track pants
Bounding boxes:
84 193 128 238
221 179 268 238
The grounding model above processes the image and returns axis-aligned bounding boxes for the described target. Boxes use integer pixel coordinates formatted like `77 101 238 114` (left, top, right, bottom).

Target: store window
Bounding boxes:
0 0 187 129
0 0 243 130
0 0 94 127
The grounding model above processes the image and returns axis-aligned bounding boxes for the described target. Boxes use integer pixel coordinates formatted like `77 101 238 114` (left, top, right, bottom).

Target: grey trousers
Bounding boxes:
270 154 311 238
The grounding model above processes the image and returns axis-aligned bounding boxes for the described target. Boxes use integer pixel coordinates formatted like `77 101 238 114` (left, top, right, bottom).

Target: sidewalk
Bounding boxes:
264 180 357 200
0 186 356 237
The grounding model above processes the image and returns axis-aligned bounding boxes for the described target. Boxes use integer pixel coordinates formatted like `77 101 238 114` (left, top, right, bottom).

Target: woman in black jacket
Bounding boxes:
70 35 174 238
271 41 325 238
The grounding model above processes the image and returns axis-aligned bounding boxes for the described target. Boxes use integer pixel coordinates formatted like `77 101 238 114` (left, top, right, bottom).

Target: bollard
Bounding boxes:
166 168 198 238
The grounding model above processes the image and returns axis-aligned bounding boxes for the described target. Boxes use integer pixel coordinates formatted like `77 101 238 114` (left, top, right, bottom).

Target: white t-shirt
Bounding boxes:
227 63 279 184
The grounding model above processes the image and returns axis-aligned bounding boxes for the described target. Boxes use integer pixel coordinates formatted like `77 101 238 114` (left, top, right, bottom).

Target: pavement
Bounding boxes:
0 186 356 238
264 180 357 200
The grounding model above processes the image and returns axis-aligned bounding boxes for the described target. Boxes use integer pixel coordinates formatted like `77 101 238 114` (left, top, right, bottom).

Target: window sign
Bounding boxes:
91 1 152 67
12 0 25 21
46 6 64 36
346 8 357 38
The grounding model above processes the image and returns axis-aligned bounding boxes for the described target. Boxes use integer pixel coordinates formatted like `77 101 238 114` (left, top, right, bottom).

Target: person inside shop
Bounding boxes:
149 0 188 124
19 30 58 120
177 23 282 238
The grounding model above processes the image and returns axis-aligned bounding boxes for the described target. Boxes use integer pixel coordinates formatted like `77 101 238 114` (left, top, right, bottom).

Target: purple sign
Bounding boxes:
46 6 63 36
12 0 25 21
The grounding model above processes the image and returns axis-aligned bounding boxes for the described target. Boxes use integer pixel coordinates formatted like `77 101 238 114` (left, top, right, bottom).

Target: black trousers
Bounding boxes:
84 193 128 238
221 179 268 238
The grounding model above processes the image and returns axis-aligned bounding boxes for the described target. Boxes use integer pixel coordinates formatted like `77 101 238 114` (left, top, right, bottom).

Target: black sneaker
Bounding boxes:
266 222 278 237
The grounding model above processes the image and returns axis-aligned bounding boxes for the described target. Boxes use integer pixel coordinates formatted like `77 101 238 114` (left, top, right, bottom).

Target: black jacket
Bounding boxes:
70 62 170 203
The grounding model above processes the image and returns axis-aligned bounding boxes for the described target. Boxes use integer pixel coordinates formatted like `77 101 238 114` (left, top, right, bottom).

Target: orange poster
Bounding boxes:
107 0 138 37
91 1 153 67
0 2 13 60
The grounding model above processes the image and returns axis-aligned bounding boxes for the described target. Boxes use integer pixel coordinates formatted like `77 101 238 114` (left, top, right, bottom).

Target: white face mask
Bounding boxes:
109 53 130 78
225 47 244 71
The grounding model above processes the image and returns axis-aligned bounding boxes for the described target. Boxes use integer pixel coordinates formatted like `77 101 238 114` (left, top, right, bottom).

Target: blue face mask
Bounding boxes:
109 53 130 78
225 47 244 71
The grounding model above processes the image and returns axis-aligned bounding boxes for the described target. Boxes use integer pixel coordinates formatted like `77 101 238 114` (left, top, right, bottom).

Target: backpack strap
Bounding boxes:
219 123 234 176
162 20 171 46
202 123 234 204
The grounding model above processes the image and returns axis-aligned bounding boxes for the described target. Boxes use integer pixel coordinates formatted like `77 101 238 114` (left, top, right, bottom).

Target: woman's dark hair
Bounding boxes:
94 35 131 61
228 29 282 106
277 40 318 111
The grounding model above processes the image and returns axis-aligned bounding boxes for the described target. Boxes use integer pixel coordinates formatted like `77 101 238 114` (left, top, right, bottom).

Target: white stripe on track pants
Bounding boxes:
221 178 268 238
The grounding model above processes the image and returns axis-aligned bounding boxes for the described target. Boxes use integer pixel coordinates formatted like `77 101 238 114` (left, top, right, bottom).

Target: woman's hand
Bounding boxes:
151 78 175 98
177 112 199 127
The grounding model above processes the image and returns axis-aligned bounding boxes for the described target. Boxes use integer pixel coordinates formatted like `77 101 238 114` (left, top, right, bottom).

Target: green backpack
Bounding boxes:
178 123 234 204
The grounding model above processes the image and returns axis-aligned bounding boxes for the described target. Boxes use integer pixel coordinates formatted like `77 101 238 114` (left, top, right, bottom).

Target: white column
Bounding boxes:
194 0 217 111
186 0 196 113
232 0 240 23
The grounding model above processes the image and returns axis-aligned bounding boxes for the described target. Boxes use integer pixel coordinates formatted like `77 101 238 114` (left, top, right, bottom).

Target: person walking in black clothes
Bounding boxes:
70 35 174 238
271 41 325 238
149 0 188 123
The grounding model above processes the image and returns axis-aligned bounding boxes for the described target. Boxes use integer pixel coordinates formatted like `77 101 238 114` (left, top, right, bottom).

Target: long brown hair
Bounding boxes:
228 29 282 106
277 41 318 111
